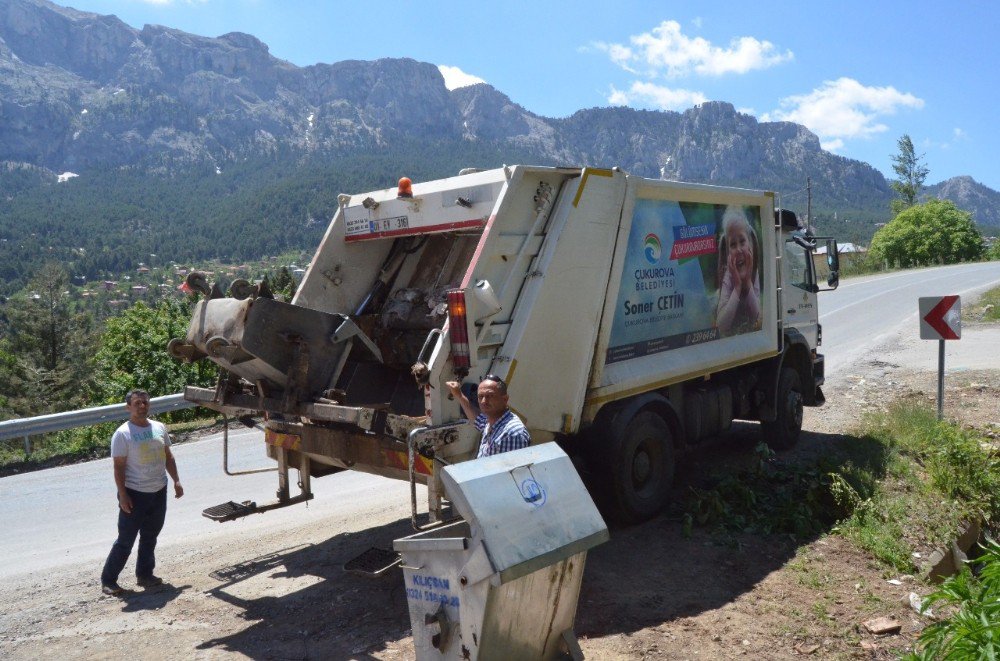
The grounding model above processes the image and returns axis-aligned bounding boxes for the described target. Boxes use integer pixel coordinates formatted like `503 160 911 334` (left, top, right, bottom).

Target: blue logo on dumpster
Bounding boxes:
519 478 546 508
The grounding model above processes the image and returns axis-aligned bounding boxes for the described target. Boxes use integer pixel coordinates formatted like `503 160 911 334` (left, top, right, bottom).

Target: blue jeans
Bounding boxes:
101 486 167 584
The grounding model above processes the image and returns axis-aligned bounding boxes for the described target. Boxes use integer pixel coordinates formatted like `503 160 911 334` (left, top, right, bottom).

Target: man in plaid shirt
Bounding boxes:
445 374 530 458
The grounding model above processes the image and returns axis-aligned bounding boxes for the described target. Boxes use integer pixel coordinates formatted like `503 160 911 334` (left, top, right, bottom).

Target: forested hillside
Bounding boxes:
0 139 545 296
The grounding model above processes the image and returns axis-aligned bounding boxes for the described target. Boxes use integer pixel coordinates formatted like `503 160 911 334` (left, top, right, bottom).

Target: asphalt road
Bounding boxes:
820 261 1000 376
0 425 413 581
2 262 999 582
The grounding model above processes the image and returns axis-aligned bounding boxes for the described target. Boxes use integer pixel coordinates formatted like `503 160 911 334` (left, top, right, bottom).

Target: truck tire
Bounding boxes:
609 410 675 524
762 367 803 450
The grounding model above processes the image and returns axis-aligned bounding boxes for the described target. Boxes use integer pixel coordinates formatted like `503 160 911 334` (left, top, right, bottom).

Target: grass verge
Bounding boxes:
837 404 1000 570
682 403 999 574
968 283 1000 322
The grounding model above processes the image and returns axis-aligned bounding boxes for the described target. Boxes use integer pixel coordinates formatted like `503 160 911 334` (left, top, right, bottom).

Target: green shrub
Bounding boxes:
987 240 1000 262
838 250 887 278
93 299 218 422
681 441 884 541
869 200 984 268
907 538 1000 660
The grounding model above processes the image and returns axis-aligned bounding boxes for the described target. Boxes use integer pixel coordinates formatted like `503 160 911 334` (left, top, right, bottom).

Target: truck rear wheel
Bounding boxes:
762 367 803 450
609 410 675 524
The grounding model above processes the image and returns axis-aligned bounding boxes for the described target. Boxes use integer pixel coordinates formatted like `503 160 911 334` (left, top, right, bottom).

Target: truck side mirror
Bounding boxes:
824 239 840 290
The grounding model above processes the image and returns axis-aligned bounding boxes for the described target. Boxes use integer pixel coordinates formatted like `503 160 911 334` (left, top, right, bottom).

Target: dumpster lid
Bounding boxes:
441 443 609 583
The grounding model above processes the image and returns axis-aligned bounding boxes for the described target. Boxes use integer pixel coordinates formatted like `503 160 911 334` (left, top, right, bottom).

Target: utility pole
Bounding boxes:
806 177 812 232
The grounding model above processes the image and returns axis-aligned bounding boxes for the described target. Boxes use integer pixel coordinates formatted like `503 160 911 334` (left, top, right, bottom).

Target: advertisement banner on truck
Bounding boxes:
606 199 765 364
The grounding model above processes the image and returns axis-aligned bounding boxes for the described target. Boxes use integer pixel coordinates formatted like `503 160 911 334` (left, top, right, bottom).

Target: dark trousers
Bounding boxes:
101 486 167 584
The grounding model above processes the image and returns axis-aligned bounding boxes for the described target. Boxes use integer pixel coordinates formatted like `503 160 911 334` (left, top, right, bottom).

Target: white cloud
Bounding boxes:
930 127 968 151
438 65 486 91
762 77 924 150
608 82 707 111
598 20 792 79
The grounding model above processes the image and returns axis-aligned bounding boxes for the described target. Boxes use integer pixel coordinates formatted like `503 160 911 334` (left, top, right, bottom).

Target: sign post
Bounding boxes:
918 296 961 420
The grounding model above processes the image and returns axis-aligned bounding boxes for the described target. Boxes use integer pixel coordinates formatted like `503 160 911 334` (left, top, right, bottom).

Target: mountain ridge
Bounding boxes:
0 0 996 292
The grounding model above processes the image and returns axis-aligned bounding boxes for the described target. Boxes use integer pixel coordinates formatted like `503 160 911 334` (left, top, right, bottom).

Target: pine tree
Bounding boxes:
889 135 929 215
1 263 98 412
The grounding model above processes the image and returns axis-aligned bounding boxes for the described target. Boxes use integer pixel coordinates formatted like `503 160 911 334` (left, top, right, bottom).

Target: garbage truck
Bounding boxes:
170 165 839 524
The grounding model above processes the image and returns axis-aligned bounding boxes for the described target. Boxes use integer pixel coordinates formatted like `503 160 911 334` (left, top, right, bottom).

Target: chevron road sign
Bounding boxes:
919 295 961 341
918 295 961 420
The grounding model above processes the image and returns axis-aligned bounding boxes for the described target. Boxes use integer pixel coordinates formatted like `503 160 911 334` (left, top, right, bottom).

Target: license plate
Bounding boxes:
370 215 409 233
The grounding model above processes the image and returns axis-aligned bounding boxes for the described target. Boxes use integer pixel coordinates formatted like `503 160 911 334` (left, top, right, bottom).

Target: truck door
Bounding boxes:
781 237 819 347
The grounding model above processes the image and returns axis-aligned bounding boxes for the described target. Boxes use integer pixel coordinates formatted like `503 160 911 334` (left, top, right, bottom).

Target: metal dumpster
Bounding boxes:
393 443 609 660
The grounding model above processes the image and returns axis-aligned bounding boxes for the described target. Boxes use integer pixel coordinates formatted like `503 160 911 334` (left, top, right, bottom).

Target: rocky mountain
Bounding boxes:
926 176 1000 231
0 0 997 234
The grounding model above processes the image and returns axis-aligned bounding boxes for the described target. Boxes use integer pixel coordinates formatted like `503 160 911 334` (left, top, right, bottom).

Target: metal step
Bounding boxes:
202 500 257 522
343 547 402 578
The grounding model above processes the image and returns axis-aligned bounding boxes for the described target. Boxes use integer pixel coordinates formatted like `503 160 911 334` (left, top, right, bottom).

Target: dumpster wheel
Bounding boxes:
608 410 675 524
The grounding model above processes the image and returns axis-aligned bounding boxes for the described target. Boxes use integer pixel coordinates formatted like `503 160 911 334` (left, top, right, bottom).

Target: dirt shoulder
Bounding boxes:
3 326 997 661
576 321 999 660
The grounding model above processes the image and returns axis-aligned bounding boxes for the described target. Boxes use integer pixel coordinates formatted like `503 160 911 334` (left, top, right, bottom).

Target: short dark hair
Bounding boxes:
480 374 507 395
125 389 150 405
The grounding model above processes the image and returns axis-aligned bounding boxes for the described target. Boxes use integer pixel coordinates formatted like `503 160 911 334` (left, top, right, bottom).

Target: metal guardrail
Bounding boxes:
0 393 197 453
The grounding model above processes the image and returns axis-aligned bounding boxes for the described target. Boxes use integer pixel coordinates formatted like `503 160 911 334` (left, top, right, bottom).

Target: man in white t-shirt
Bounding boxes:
100 389 183 596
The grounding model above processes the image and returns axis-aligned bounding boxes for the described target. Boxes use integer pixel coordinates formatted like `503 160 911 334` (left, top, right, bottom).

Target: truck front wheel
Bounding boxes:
762 367 803 450
609 410 675 524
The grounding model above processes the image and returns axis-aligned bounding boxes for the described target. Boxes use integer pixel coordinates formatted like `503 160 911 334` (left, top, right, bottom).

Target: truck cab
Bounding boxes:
775 208 839 410
777 208 839 347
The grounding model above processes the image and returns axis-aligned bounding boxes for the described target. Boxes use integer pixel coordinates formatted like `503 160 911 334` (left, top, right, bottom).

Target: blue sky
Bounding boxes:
61 0 999 190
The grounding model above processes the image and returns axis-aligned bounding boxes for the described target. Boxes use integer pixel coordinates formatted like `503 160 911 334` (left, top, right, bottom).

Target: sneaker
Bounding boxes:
101 582 125 596
136 575 163 588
